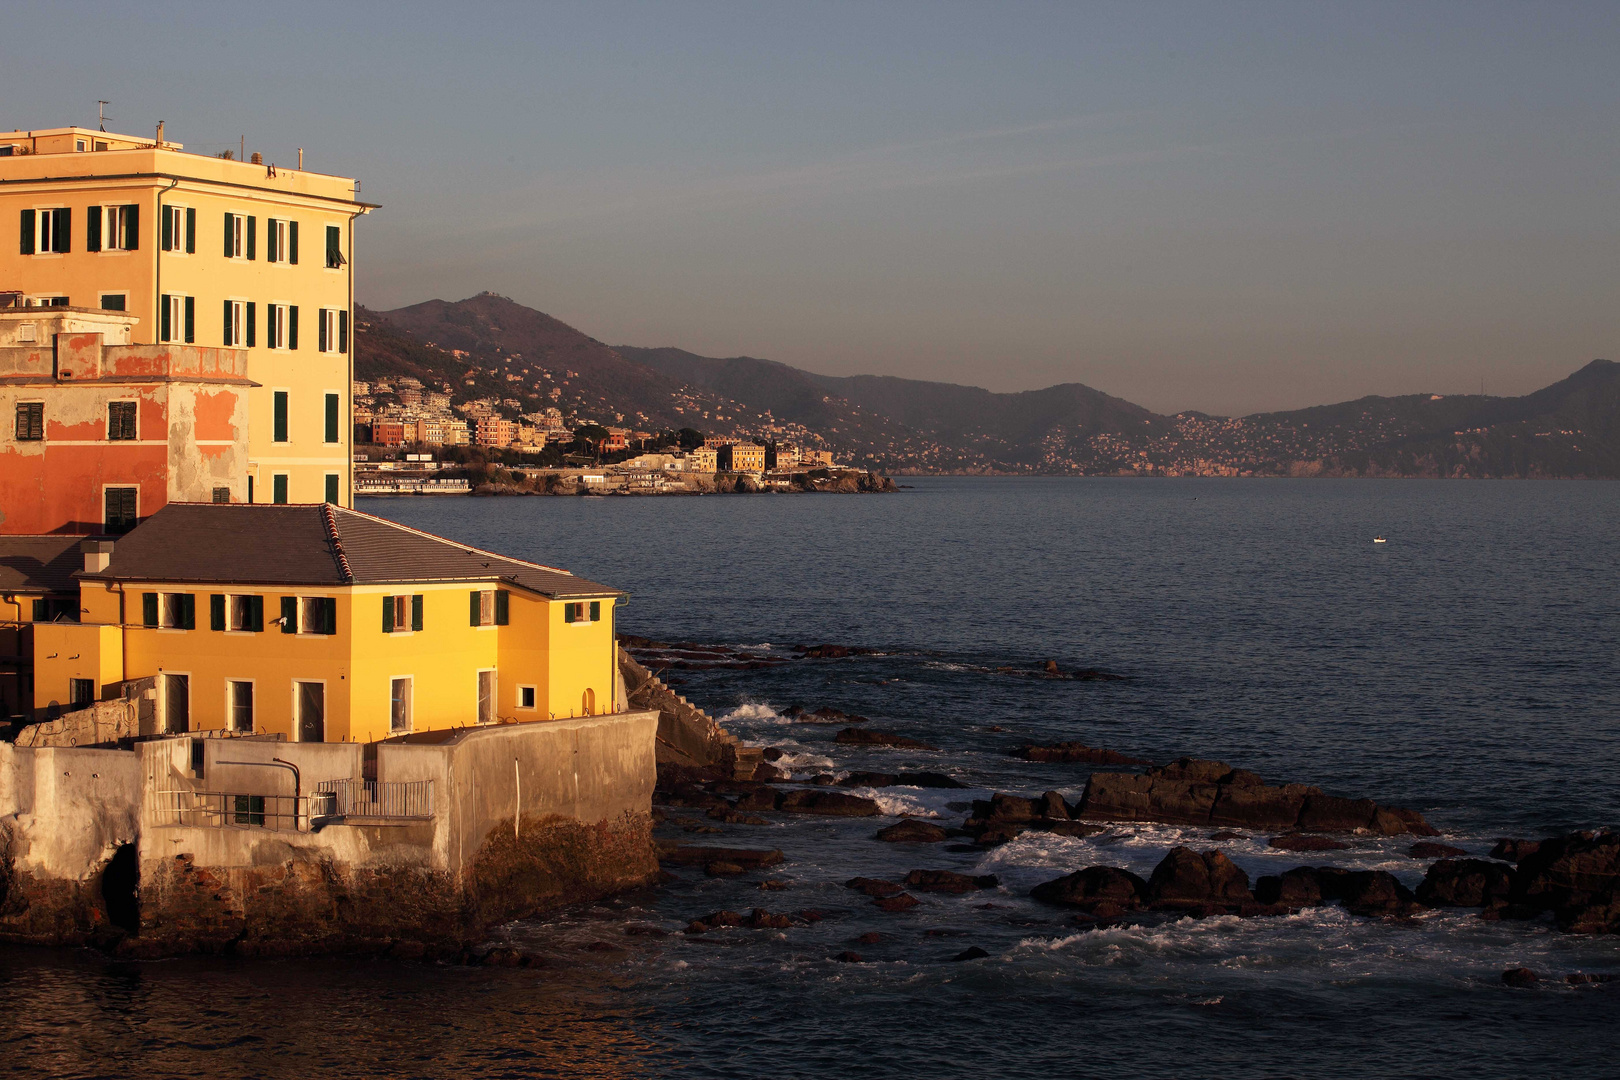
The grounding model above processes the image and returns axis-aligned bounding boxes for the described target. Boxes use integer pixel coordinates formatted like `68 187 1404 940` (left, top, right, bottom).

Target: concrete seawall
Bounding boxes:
0 710 659 957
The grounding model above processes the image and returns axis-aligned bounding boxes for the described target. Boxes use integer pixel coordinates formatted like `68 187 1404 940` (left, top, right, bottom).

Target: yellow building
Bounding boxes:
716 442 765 473
29 503 624 742
0 125 372 508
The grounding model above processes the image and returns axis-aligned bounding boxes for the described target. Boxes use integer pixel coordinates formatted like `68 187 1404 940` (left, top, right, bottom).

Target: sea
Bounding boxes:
4 478 1617 1079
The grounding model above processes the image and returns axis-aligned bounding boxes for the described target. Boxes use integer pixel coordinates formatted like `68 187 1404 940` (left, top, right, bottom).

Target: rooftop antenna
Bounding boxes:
96 101 109 132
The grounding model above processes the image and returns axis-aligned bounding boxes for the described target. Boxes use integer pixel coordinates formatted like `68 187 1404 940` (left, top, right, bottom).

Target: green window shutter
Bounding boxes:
184 296 195 343
338 310 349 353
162 208 173 250
383 595 395 633
273 391 288 442
563 603 575 624
224 300 233 346
86 206 101 251
318 309 328 352
322 597 336 636
224 212 233 257
411 595 424 632
160 295 172 342
324 473 339 505
185 207 195 253
590 600 600 622
288 305 298 350
246 302 256 347
20 209 34 255
179 594 196 630
267 219 278 262
142 592 158 627
210 594 225 631
246 216 256 260
273 474 288 504
326 224 341 267
496 590 510 626
280 596 297 633
247 595 263 632
125 204 139 250
470 591 481 626
288 220 298 264
325 393 339 443
56 208 70 253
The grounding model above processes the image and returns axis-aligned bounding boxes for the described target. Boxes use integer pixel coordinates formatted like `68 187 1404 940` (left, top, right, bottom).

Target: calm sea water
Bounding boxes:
4 478 1617 1079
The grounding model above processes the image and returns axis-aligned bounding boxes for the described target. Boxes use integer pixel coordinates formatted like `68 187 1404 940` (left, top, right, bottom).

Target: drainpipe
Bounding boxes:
152 178 179 346
113 581 127 687
217 757 303 828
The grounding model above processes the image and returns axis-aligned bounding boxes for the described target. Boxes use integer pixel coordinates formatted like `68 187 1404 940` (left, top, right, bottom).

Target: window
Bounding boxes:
325 224 344 268
159 294 194 343
160 592 196 630
21 208 71 254
317 309 351 353
518 685 536 710
391 677 412 732
267 218 297 264
107 401 137 441
105 487 138 533
212 486 230 503
100 293 126 311
324 393 340 444
382 594 423 633
324 473 340 505
266 304 297 349
70 678 95 708
469 589 510 627
76 139 87 152
228 680 254 732
161 205 195 253
562 600 602 624
213 594 264 632
224 300 253 347
224 212 256 259
272 473 288 503
477 670 496 725
273 391 288 442
233 794 265 826
15 402 43 441
88 204 138 252
299 596 337 635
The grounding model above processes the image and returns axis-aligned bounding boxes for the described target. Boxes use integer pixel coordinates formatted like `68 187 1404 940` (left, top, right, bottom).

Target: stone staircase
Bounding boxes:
618 648 762 780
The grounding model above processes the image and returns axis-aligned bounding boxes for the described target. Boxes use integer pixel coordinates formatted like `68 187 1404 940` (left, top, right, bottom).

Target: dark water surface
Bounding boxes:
5 479 1618 1079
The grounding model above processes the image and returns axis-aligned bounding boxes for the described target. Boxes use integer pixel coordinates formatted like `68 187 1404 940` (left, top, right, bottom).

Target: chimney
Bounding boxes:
250 151 262 165
80 539 114 574
156 120 165 145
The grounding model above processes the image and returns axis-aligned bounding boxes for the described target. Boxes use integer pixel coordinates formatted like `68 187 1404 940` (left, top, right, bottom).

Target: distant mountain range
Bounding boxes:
356 293 1620 477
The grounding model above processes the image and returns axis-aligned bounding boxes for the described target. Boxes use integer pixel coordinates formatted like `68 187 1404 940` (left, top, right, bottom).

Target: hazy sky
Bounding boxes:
5 2 1619 415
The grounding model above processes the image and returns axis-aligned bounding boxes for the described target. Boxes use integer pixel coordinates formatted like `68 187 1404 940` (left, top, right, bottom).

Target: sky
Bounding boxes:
3 1 1618 415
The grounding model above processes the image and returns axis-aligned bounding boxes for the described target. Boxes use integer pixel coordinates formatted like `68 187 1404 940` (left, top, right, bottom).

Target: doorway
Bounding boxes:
581 687 595 716
164 673 189 733
296 681 325 742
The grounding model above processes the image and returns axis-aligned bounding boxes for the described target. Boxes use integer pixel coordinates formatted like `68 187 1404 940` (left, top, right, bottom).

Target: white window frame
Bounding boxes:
227 213 245 259
102 205 133 252
227 594 259 633
298 596 331 635
159 592 189 630
390 676 413 733
320 308 339 354
225 300 246 347
516 684 537 711
75 138 87 152
225 678 255 732
161 294 184 343
268 303 288 350
477 589 496 628
163 204 186 254
269 218 288 264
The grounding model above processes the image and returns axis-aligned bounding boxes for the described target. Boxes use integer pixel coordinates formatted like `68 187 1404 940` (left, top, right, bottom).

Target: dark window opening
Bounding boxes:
15 401 43 441
107 401 137 441
104 487 138 533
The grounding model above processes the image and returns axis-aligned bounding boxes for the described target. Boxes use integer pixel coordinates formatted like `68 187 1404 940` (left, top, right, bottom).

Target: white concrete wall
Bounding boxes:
0 742 141 881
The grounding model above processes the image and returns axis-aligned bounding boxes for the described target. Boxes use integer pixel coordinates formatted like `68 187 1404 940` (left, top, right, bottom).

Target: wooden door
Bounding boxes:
164 673 189 733
297 681 325 742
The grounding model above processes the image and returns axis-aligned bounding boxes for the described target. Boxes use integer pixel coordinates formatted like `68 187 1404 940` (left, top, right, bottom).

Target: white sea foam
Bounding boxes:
720 702 788 725
843 787 945 819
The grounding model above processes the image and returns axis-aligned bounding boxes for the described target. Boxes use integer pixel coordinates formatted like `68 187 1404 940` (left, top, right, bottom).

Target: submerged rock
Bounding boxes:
903 870 999 894
777 790 882 817
834 728 941 751
875 820 949 843
1409 842 1469 859
845 877 905 898
1010 742 1151 766
1269 833 1350 852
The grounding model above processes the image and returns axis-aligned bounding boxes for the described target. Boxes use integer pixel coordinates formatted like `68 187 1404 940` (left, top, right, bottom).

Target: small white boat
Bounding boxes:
1373 536 1388 544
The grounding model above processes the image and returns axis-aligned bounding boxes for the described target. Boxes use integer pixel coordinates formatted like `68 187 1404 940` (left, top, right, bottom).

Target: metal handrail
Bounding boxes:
313 778 433 820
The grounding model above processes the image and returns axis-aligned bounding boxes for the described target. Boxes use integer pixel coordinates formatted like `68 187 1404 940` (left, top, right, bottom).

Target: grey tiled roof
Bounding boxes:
0 536 83 594
81 503 625 598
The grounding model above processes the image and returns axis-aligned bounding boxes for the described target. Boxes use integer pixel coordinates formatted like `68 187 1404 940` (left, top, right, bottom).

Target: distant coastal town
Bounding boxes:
352 375 894 495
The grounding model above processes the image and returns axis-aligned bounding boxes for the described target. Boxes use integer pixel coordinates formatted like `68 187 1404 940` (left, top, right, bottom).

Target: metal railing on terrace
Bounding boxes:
314 779 434 820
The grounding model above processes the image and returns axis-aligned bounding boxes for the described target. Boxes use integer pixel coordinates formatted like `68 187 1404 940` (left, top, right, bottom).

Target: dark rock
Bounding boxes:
875 820 949 843
834 728 940 751
807 774 838 786
1489 838 1541 863
903 870 999 895
856 932 883 945
752 763 787 783
845 877 905 898
624 923 669 937
706 862 745 877
761 747 786 762
1296 794 1380 833
777 790 882 817
1336 870 1421 915
662 783 730 811
834 951 865 963
1153 758 1236 784
746 908 795 929
1210 831 1246 841
1417 859 1515 908
693 910 746 930
796 909 825 923
1409 842 1469 859
583 940 618 952
1145 847 1253 907
839 772 898 788
873 893 921 912
1036 821 1106 838
952 946 991 961
803 644 857 658
1502 967 1540 988
1269 833 1350 852
757 879 789 891
1038 791 1072 821
895 771 968 789
969 822 1028 846
659 845 784 869
1512 831 1620 916
1211 783 1309 829
1030 866 1149 911
733 788 779 813
1566 972 1619 985
1254 867 1329 907
1011 742 1151 766
986 794 1038 821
